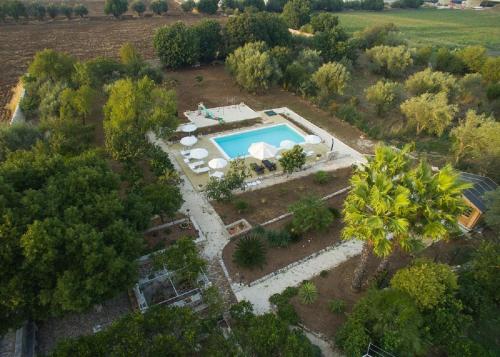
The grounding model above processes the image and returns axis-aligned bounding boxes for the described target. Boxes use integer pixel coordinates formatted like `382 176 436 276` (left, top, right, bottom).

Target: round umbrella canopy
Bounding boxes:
248 142 278 160
208 158 228 170
180 136 198 146
280 140 296 150
189 148 209 160
305 135 321 144
211 171 224 179
180 123 197 133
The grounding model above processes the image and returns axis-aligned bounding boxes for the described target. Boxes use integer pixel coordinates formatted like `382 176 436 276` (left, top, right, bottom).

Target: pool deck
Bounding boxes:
171 111 333 190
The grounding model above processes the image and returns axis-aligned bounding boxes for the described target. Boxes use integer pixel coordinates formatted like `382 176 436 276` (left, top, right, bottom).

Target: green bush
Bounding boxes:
486 83 500 101
180 0 195 12
197 0 218 14
329 298 346 313
73 3 88 17
328 206 341 218
279 145 306 173
131 0 146 15
434 47 466 75
234 199 250 213
298 281 317 304
336 104 363 126
313 170 330 184
269 287 300 324
154 22 199 68
265 229 292 248
284 221 303 242
320 270 328 278
233 235 267 269
289 196 334 234
150 0 168 14
104 0 128 18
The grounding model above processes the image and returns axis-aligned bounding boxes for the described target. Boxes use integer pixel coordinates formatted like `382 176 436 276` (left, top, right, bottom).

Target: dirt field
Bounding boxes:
0 0 220 122
212 167 352 226
222 192 347 284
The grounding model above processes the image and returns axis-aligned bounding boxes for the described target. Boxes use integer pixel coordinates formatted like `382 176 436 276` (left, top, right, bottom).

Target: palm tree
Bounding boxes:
343 145 469 291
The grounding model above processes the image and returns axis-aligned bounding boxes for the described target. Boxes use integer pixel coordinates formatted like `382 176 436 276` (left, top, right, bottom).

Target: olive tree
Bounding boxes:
365 80 402 115
366 45 413 77
226 41 281 93
150 0 168 14
311 61 350 103
400 92 458 136
104 0 128 18
131 0 146 15
405 68 459 99
46 3 59 19
281 0 311 29
73 4 88 17
154 22 199 68
279 145 306 173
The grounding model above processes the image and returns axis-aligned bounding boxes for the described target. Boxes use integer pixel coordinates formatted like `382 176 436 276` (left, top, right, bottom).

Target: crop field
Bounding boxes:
337 8 500 52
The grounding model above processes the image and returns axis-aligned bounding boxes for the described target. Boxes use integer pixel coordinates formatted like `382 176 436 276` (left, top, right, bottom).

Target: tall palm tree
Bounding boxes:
343 145 469 291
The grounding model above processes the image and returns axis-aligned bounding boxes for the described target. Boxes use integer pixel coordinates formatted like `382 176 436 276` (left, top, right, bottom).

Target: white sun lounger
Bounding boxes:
188 161 205 169
193 166 209 174
306 150 315 157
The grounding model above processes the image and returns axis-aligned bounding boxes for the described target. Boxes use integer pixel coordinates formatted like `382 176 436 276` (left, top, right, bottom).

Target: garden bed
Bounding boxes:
212 167 352 226
144 219 198 254
222 193 347 284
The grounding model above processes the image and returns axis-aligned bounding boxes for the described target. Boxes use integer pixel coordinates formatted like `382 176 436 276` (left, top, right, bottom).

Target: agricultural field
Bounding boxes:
337 8 500 52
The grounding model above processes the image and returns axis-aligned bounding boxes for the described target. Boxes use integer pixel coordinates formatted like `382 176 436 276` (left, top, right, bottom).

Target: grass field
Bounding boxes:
337 8 500 52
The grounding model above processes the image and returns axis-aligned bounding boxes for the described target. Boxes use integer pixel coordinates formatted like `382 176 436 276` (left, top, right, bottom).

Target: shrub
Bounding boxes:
275 301 299 324
104 0 128 18
266 0 287 12
154 22 199 68
180 0 195 12
486 83 500 101
131 0 146 15
313 170 330 184
298 281 317 304
233 235 267 269
434 47 466 75
312 61 350 102
5 0 27 20
481 56 500 83
365 79 403 115
329 298 346 313
59 3 72 18
310 12 339 33
150 0 168 14
319 270 328 278
366 45 413 77
46 3 59 19
413 45 433 66
289 196 333 234
456 45 487 73
284 222 302 242
197 0 218 14
328 206 341 218
195 19 223 63
354 23 404 49
279 145 306 173
27 2 46 21
404 68 459 99
234 199 249 213
265 229 292 248
73 4 88 17
281 0 311 29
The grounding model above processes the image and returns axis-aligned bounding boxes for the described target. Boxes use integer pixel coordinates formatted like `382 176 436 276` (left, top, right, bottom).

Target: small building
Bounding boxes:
458 172 498 230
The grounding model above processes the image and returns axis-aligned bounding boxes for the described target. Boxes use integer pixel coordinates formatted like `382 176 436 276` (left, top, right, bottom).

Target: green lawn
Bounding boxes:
337 8 500 52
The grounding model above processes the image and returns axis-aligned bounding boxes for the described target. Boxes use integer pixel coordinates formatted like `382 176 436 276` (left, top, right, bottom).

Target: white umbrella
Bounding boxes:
208 158 228 170
180 136 198 146
211 171 224 179
180 123 197 133
189 148 209 160
305 135 321 144
248 142 278 160
280 140 296 150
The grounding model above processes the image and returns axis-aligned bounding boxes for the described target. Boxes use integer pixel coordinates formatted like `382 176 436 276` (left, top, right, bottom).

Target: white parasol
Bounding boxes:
179 123 197 133
180 136 198 146
208 158 228 170
189 148 209 160
248 142 278 160
280 140 296 150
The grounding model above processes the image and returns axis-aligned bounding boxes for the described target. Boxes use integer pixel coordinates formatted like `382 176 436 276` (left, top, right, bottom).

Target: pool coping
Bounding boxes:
209 123 306 160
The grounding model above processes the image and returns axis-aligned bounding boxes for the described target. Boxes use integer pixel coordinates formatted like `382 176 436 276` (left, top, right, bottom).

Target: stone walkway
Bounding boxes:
234 240 362 314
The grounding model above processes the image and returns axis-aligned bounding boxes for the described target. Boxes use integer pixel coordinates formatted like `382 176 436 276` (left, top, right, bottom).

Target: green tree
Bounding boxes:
434 47 466 75
336 289 427 356
197 0 218 14
0 124 41 162
142 182 183 222
366 45 413 77
484 189 500 233
27 2 46 20
73 4 88 17
450 110 500 180
391 261 458 309
226 41 281 92
365 80 402 115
400 92 458 136
456 45 487 73
353 23 403 50
405 68 459 99
205 158 249 202
343 145 469 290
289 195 333 234
59 3 73 18
312 61 350 102
103 77 178 162
131 0 145 15
150 0 168 14
28 49 76 82
104 0 128 18
73 57 125 88
279 145 306 173
281 0 311 29
120 42 144 76
195 20 223 62
154 22 199 68
266 0 287 11
5 0 27 20
46 3 59 18
224 12 291 52
180 0 195 11
481 56 500 83
313 27 357 63
310 12 339 33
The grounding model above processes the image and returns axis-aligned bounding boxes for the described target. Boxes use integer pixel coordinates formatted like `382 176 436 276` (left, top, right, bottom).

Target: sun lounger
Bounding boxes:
181 150 192 157
262 160 277 171
250 163 265 175
193 166 209 174
306 150 315 157
188 160 205 169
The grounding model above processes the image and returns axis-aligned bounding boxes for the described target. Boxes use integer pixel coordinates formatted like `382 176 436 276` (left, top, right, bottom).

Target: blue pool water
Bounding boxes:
212 124 305 159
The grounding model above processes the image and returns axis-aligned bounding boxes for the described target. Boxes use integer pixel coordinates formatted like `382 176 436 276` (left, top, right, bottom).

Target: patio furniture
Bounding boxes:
306 150 315 157
192 166 209 174
250 163 265 175
262 159 277 171
188 160 205 169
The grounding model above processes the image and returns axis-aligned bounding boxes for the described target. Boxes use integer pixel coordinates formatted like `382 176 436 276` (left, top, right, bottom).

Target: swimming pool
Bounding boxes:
211 124 305 159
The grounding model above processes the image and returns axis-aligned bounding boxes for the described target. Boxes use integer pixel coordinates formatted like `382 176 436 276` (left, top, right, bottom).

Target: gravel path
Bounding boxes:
235 240 363 314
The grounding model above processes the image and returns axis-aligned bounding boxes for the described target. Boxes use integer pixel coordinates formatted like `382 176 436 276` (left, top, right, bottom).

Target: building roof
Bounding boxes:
460 172 498 213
